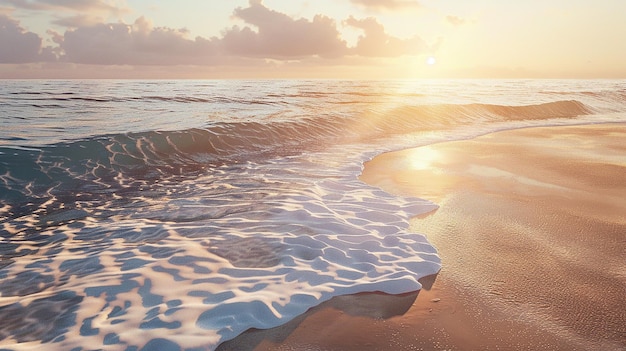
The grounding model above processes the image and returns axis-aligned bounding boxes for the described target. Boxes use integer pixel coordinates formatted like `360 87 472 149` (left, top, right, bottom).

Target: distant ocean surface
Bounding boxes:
1 79 625 350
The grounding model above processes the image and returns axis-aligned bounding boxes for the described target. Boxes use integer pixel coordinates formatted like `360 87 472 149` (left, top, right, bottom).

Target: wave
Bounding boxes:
0 100 592 203
0 95 606 350
357 100 591 132
4 93 266 105
4 85 597 112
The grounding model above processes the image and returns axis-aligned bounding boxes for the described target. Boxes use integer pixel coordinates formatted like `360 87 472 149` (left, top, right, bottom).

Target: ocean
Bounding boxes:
1 79 625 350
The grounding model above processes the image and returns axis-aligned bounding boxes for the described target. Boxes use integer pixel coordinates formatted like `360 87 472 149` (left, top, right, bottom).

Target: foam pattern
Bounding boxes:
2 79 623 350
0 150 439 350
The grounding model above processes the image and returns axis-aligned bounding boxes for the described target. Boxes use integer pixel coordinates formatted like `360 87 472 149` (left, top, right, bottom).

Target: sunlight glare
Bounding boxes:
426 56 437 65
408 146 440 170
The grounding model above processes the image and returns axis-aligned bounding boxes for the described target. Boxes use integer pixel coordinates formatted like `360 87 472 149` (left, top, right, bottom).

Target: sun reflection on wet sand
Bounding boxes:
359 123 626 350
406 146 441 170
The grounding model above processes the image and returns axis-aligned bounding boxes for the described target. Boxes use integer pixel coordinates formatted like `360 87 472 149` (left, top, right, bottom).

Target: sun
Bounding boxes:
426 56 437 65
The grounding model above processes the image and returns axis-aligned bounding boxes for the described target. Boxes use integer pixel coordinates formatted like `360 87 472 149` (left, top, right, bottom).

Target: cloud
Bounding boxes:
59 0 351 64
2 0 128 14
45 1 131 30
0 14 49 63
221 0 347 58
350 0 420 10
59 16 221 65
2 0 430 67
446 15 465 26
51 14 106 28
344 16 426 57
3 0 130 29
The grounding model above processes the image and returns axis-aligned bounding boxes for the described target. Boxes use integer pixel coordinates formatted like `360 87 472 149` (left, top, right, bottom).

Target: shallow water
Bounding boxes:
1 79 625 350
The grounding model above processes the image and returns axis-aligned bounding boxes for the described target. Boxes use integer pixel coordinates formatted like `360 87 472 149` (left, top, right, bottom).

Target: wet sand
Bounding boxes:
218 123 626 351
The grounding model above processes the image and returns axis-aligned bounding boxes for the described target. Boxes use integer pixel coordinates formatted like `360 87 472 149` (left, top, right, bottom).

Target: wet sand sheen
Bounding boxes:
218 123 626 351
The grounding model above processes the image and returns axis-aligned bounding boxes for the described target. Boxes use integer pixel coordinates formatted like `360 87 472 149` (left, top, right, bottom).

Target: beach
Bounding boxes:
2 79 625 350
2 0 626 348
218 123 626 350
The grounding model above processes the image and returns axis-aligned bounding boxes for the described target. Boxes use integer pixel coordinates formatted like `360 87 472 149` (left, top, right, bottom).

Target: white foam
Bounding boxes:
0 149 440 351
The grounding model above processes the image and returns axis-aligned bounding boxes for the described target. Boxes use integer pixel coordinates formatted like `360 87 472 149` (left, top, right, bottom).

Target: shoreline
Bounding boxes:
219 122 626 350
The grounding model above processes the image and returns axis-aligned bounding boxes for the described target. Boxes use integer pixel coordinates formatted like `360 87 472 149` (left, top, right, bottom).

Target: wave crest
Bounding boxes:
0 99 591 196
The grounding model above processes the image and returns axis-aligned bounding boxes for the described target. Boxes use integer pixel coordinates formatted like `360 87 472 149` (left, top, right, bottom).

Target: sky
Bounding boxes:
0 0 625 79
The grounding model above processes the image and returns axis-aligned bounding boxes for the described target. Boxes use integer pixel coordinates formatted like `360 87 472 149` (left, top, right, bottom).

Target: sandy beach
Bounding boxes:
218 123 626 351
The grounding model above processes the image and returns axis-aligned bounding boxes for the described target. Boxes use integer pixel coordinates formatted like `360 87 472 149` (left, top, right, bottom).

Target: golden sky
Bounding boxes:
1 0 625 79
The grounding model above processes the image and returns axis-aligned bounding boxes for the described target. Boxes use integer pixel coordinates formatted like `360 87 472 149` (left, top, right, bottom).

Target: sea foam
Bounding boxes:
1 79 624 350
0 148 440 350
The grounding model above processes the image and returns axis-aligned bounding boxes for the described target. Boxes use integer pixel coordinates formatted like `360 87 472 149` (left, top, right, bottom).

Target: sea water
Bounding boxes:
1 79 625 350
